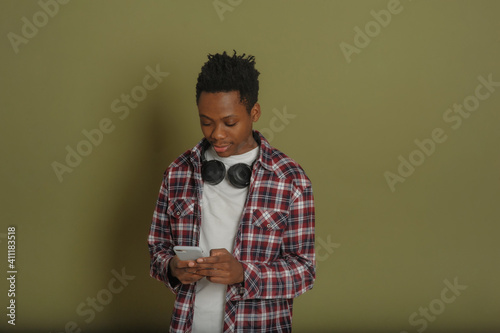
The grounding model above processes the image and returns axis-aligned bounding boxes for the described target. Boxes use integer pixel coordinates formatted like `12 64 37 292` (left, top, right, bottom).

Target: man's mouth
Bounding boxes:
212 144 231 153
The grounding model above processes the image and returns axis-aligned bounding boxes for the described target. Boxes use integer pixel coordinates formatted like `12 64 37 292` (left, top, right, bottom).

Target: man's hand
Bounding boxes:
195 248 244 285
169 255 205 284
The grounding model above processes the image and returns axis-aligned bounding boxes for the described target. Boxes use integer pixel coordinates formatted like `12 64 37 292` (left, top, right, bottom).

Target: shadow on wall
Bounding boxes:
105 94 183 331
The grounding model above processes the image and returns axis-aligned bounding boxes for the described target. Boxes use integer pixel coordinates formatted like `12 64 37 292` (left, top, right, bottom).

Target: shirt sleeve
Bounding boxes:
230 183 316 300
147 173 181 293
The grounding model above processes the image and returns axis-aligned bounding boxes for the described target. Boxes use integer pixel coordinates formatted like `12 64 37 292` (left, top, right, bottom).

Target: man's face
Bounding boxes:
198 91 260 157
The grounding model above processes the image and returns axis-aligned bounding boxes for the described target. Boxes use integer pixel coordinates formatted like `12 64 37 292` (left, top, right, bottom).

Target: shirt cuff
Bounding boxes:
228 262 261 300
162 256 181 293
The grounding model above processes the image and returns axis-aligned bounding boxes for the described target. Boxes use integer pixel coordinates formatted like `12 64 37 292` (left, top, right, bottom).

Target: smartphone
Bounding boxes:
173 246 205 261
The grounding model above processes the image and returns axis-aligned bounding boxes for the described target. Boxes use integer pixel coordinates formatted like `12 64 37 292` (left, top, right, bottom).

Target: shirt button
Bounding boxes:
176 211 181 216
267 224 271 228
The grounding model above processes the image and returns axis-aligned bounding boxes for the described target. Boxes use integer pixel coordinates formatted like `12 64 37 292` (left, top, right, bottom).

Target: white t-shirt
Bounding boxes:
192 145 259 333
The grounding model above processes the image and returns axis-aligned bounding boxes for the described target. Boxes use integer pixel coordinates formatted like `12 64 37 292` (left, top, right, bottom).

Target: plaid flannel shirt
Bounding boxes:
148 131 316 332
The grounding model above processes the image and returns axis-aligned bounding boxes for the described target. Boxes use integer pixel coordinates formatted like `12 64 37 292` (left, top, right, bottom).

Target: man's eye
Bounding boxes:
201 123 211 126
226 123 237 127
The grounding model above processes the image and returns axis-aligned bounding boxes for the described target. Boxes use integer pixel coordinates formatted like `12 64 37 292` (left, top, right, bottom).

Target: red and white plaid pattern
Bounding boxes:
148 131 316 332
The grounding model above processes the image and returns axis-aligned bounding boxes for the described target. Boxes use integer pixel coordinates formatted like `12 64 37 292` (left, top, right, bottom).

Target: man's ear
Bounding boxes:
250 103 261 123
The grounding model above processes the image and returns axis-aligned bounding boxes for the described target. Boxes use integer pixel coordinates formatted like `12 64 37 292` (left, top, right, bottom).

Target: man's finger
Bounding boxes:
196 268 225 277
175 259 198 268
210 248 230 256
206 276 230 284
196 255 222 264
183 268 200 274
194 263 217 270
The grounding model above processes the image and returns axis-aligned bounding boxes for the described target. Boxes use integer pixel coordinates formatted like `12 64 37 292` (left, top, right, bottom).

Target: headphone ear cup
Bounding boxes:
202 160 226 185
227 163 252 189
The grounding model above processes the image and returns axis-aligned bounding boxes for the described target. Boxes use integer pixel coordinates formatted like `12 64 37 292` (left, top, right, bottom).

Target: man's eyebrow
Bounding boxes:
199 114 238 120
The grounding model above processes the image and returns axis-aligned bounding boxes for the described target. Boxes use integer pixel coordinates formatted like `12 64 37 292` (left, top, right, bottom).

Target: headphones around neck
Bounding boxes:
201 144 255 189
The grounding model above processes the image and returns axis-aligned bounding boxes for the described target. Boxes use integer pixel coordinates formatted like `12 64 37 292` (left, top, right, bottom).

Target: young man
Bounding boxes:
148 51 315 333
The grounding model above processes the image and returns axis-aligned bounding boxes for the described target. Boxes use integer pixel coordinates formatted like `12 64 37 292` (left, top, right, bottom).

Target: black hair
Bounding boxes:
196 50 260 113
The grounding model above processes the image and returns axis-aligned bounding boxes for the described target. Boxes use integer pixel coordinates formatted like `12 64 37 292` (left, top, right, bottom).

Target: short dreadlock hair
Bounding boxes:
196 50 260 113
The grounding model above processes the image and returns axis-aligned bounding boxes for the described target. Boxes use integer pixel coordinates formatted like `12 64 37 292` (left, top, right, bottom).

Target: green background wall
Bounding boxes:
1 1 499 332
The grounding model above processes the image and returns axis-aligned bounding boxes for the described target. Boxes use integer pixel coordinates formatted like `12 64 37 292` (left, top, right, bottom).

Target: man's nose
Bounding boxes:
211 123 227 141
